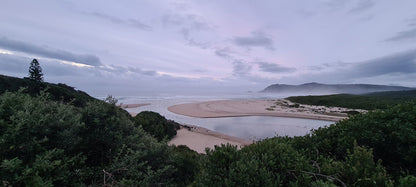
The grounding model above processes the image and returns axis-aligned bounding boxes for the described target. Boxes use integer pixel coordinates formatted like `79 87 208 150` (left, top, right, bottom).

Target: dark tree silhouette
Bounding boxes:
28 58 43 82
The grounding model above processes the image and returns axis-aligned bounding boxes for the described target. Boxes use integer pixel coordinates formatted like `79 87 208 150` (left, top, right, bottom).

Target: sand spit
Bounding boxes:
168 99 366 122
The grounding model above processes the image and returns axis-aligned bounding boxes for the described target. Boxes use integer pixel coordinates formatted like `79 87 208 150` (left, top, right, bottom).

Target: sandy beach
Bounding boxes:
167 99 362 122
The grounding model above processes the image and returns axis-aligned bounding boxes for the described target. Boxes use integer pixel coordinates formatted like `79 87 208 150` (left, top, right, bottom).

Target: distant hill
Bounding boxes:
262 82 414 95
0 74 97 107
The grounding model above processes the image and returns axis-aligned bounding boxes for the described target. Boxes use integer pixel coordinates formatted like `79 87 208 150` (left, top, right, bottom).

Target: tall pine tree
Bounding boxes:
28 58 43 82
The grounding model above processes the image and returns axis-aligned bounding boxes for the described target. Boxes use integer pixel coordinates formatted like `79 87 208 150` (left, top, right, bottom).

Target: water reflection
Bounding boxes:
200 116 333 140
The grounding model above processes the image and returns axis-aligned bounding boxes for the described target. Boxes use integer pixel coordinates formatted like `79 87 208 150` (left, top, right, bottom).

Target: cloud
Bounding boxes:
99 65 157 76
307 61 352 71
352 49 416 77
181 28 209 49
408 17 416 27
232 60 252 77
385 16 416 42
232 31 275 51
348 0 374 13
290 49 416 84
163 13 213 49
214 47 235 59
0 37 102 66
386 28 416 42
91 12 151 31
256 62 296 73
163 13 211 31
324 0 349 10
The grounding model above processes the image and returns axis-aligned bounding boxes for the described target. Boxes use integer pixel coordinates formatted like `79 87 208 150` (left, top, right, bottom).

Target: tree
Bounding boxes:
28 58 43 82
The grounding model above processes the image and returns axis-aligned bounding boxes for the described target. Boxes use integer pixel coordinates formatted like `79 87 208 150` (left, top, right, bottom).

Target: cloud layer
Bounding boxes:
232 32 275 51
0 37 102 66
1 1 416 95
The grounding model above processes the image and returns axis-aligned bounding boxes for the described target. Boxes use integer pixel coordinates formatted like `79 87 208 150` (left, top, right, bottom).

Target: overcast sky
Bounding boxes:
1 0 416 96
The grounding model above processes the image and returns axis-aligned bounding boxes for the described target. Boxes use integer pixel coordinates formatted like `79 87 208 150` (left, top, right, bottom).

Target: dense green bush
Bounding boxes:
0 91 197 186
291 101 416 176
134 111 180 141
2 74 416 185
196 141 395 186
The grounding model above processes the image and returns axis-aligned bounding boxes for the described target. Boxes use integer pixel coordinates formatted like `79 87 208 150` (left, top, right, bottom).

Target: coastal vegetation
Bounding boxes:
197 100 416 186
287 90 416 110
1 73 416 186
0 73 197 186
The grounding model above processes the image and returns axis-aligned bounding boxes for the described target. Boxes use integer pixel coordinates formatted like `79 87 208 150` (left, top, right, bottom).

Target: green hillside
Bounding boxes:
287 90 416 110
0 74 95 107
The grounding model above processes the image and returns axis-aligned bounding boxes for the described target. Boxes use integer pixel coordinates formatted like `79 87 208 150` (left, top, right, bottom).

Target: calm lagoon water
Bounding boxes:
117 93 334 140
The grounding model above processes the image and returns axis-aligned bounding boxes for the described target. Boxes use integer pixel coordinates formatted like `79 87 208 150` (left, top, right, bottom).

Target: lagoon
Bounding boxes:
119 94 334 140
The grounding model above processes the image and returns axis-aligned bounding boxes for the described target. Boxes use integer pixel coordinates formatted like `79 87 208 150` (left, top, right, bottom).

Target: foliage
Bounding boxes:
0 91 197 186
2 74 416 185
0 74 96 107
28 59 43 82
397 175 416 187
287 90 416 110
133 111 180 141
0 91 86 186
319 145 393 186
196 141 395 186
104 95 118 105
170 145 201 186
290 101 416 176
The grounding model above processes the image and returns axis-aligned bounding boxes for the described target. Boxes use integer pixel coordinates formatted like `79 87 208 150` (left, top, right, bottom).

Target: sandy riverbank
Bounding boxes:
169 124 252 154
168 99 363 122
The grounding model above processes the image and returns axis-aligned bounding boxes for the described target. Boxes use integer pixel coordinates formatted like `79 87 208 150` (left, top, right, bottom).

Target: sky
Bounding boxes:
1 0 416 96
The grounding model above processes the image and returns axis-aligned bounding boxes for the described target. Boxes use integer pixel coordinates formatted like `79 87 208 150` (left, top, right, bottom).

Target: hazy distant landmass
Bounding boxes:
262 82 414 95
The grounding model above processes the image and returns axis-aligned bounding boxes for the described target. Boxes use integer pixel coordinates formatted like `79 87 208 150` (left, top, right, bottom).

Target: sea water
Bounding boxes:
115 92 334 140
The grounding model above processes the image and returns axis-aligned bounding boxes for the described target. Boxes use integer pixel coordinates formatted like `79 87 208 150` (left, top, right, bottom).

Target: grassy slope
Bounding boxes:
287 90 416 110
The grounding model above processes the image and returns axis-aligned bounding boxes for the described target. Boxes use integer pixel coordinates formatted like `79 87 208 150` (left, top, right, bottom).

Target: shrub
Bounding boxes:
133 111 180 141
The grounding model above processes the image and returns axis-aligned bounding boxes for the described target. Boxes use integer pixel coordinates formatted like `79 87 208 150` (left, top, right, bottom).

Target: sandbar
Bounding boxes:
168 99 365 122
